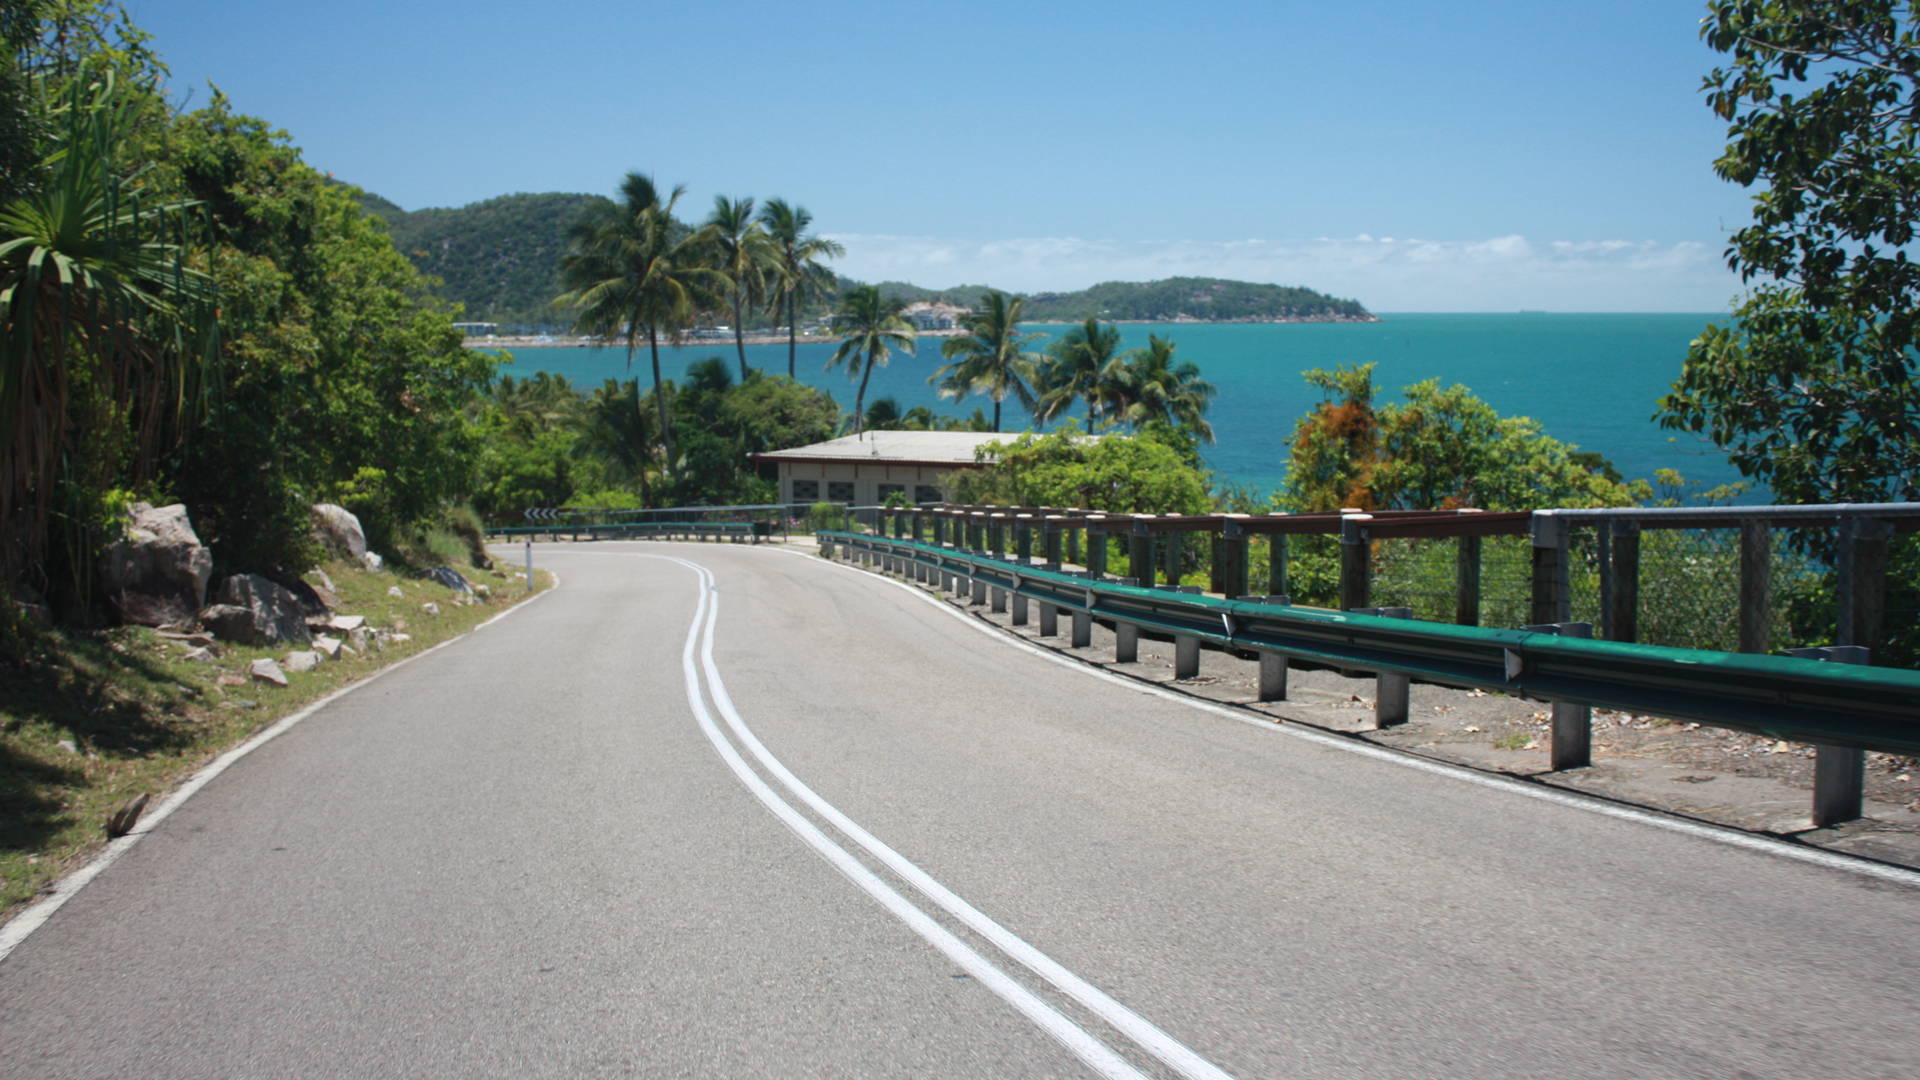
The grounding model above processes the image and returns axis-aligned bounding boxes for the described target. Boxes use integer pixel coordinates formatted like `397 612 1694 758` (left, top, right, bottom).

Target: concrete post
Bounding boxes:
1162 530 1182 587
1115 621 1139 663
1258 653 1288 701
1268 532 1289 598
1071 609 1092 648
1339 515 1373 614
1015 514 1034 564
1085 517 1109 580
1218 516 1250 599
1837 518 1893 653
1530 515 1570 626
1525 621 1594 770
1455 534 1483 627
1038 601 1058 637
1130 525 1156 589
1788 644 1871 826
1043 516 1065 570
1351 606 1412 727
1738 520 1772 653
1608 519 1640 643
1012 593 1029 626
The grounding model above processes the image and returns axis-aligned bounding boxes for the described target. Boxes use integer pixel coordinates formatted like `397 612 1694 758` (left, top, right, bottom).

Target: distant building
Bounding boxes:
901 301 970 331
451 322 498 337
754 430 1009 506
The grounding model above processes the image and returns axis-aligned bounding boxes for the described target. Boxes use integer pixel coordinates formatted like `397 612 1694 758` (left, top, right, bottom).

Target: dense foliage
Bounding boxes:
362 191 614 327
1661 0 1920 506
949 423 1212 515
1020 277 1373 322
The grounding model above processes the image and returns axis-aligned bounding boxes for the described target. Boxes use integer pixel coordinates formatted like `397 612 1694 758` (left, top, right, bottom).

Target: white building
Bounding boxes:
755 430 1011 506
901 301 970 331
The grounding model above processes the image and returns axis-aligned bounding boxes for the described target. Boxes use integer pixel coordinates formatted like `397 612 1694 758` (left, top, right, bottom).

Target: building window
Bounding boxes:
915 485 943 503
792 480 820 502
827 481 856 502
877 483 906 503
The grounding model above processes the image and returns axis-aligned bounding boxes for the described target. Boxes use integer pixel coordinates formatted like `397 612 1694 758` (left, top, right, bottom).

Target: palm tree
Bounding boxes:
555 172 723 478
1 73 219 594
931 290 1042 432
758 198 844 378
491 372 581 438
1036 317 1124 429
827 285 914 438
1113 334 1217 442
703 195 775 381
578 378 659 507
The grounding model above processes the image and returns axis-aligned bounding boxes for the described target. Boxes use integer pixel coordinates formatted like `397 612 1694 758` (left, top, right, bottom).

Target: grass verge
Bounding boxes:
0 560 554 921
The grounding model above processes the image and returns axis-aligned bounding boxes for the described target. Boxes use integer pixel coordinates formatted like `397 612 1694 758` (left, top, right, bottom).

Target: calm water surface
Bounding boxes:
491 312 1742 497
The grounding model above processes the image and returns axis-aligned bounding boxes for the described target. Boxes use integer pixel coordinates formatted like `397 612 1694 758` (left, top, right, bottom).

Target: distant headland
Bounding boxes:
355 190 1377 330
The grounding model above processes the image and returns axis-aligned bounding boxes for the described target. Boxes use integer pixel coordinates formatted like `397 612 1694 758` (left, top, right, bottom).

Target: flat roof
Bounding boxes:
756 430 1014 467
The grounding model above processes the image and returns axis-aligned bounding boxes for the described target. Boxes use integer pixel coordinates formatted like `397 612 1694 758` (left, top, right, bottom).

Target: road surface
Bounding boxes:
3 542 1917 1078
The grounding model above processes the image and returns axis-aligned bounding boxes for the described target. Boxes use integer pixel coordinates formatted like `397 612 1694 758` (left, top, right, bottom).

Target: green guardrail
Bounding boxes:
488 521 772 542
821 531 1920 757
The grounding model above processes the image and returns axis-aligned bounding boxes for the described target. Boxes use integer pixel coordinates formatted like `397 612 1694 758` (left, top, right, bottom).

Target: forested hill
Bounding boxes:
354 190 1373 326
356 191 613 325
1015 278 1372 322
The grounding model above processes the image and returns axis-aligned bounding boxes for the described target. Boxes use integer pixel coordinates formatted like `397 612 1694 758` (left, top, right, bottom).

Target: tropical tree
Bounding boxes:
555 172 722 478
0 70 218 598
931 289 1041 431
1111 334 1217 442
577 378 658 507
758 198 844 377
827 285 914 437
703 194 774 381
490 371 582 438
1036 316 1123 429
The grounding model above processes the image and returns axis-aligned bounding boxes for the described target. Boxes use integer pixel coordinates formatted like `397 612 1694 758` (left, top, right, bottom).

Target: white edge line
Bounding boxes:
791 544 1920 891
664 557 1150 1080
0 571 562 964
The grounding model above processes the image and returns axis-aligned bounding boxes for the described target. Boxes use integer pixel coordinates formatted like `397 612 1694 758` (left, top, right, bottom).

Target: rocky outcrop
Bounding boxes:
310 504 367 561
201 574 311 645
100 503 213 627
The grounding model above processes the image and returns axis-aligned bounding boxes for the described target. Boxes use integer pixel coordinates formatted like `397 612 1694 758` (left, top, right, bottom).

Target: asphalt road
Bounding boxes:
3 542 1918 1079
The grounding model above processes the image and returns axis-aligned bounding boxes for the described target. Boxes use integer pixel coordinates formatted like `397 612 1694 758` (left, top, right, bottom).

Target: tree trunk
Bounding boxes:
732 293 750 381
649 326 674 478
855 353 874 438
993 398 1002 432
787 294 798 378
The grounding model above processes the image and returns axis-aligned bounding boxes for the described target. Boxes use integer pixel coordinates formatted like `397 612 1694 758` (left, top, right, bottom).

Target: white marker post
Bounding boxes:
524 537 534 593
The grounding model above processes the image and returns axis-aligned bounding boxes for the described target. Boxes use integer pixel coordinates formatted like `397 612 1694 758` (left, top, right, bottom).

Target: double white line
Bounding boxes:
664 554 1238 1080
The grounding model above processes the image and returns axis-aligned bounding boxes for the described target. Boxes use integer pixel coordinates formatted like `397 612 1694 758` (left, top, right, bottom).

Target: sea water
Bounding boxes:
488 312 1745 498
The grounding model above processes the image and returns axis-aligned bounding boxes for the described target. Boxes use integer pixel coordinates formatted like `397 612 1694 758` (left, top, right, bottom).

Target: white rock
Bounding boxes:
421 601 441 616
363 551 384 571
310 503 368 559
283 650 321 672
312 634 343 660
328 614 366 631
386 586 404 598
181 646 216 663
250 658 289 686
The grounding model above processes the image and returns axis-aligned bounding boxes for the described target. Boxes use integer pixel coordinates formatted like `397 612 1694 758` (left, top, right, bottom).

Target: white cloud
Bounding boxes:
823 231 1741 312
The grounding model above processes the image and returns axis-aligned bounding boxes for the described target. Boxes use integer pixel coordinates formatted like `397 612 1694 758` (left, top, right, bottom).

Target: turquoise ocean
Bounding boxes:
491 312 1745 498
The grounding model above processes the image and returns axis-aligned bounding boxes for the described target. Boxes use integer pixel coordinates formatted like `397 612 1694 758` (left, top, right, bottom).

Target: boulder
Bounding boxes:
312 635 343 660
363 552 384 572
310 504 367 560
202 574 311 646
423 566 474 594
283 650 321 673
249 658 289 687
99 503 213 627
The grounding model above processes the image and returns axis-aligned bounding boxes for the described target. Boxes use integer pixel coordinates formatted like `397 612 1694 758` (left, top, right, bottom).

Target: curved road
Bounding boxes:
2 542 1918 1078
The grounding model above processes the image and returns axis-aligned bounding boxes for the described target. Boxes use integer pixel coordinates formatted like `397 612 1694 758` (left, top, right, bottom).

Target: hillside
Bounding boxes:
353 190 1374 327
356 191 613 325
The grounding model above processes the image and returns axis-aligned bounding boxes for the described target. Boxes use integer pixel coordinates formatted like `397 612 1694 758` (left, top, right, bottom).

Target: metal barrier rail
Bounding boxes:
821 530 1920 823
487 521 771 542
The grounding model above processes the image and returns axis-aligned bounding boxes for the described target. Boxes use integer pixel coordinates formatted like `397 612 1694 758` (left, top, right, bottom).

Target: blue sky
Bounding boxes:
132 1 1752 311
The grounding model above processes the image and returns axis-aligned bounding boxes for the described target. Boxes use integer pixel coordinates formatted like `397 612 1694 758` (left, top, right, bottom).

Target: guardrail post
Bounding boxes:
1239 595 1292 701
1351 606 1412 726
1043 516 1065 571
1739 520 1772 653
1066 518 1081 566
1788 644 1871 826
1340 515 1373 613
1456 534 1483 627
1014 514 1033 564
1114 595 1140 662
1162 530 1182 587
1130 523 1156 589
1837 518 1892 654
1174 631 1200 679
1268 532 1290 597
1038 600 1059 637
1071 606 1092 648
1525 621 1594 769
1530 515 1570 626
1086 517 1109 580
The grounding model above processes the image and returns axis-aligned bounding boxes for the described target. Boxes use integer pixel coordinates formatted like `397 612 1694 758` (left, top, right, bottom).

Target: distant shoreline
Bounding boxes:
470 315 1378 350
